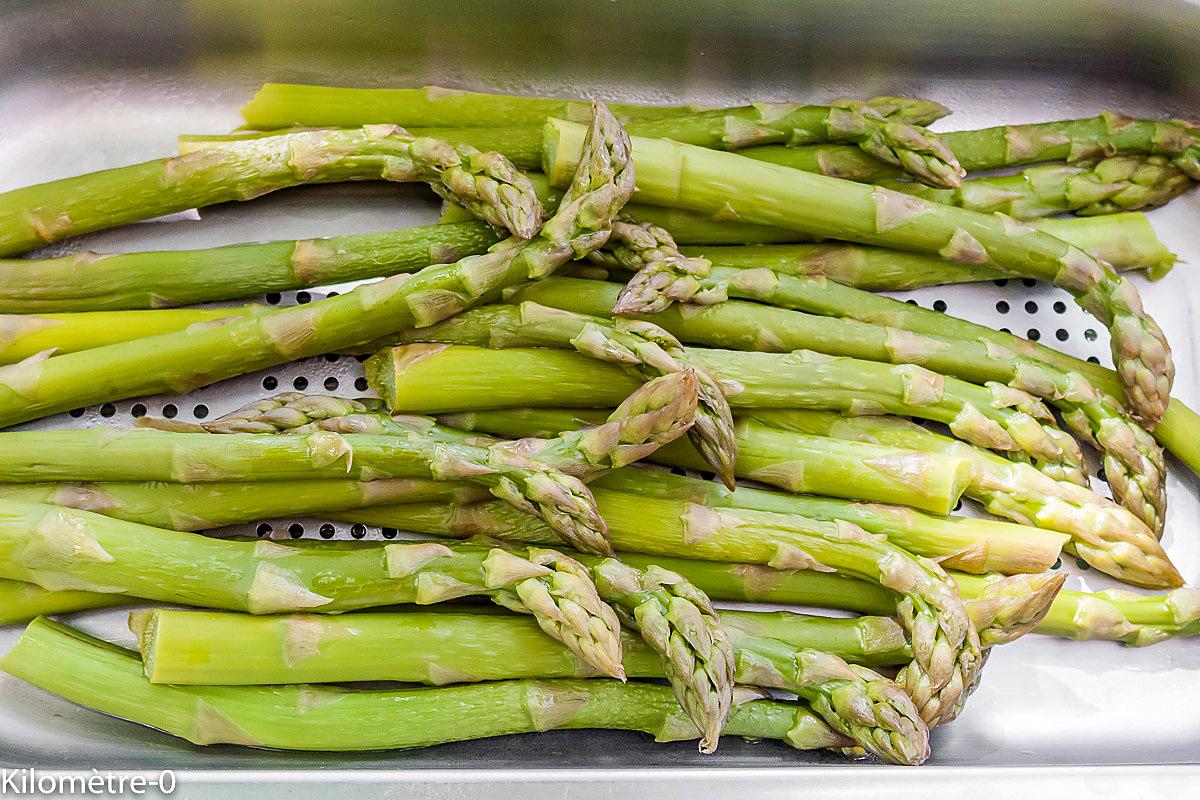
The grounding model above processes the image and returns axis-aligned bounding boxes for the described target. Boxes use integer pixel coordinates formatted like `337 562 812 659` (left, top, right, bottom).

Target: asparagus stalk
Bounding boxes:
525 276 1167 534
133 607 923 764
0 503 625 677
0 422 623 553
0 127 542 258
750 410 1179 589
888 156 1192 218
342 498 983 726
239 83 707 128
0 101 632 429
0 222 500 313
746 114 1200 181
0 577 128 624
3 618 849 753
132 608 914 684
442 172 1176 275
671 213 1177 285
239 84 950 130
544 121 1174 423
397 301 736 486
369 342 1089 493
620 104 962 188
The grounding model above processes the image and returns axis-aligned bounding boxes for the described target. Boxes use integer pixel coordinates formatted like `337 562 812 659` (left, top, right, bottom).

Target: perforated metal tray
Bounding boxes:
0 1 1198 797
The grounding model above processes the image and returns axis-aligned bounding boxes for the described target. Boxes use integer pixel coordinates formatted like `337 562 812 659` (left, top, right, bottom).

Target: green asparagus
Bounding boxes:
521 276 1167 534
340 497 983 726
0 222 499 313
0 127 542 257
749 410 1178 589
132 607 924 764
0 503 624 677
0 101 632 428
3 618 850 753
543 120 1174 423
744 113 1200 181
369 341 1089 492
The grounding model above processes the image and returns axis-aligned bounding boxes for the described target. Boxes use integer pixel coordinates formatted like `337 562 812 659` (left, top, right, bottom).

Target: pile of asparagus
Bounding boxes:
0 84 1197 766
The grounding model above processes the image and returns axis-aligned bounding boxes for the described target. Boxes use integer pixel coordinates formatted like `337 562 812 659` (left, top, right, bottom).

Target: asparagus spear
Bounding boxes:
750 410 1179 589
746 114 1200 181
0 421 623 554
368 342 1089 491
442 172 1176 276
239 83 707 128
150 368 698 488
239 83 950 130
3 618 856 755
398 301 736 486
343 498 982 726
544 121 1174 423
133 607 923 764
0 577 128 624
889 156 1192 218
0 502 624 677
0 222 499 313
0 101 633 429
0 127 542 258
524 276 1167 533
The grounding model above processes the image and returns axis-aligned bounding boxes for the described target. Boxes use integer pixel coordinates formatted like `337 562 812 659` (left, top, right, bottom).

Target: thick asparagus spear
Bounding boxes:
523 276 1167 533
0 222 499 313
394 301 736 486
4 618 849 753
369 342 1089 491
750 410 1178 589
442 173 1176 275
0 578 129 624
0 101 633 429
544 121 1174 423
0 503 624 677
133 607 922 764
0 127 542 258
343 498 982 726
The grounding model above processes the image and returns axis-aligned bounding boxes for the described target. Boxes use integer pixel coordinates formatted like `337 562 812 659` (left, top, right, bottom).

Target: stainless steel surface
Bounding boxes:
0 1 1198 796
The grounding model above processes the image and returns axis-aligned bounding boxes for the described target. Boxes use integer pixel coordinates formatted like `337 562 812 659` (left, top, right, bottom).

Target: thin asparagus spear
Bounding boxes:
133 607 922 764
0 222 499 312
0 422 623 554
524 276 1167 533
746 114 1200 181
239 83 706 128
368 342 1089 493
750 410 1178 589
0 127 542 258
954 574 1200 646
889 156 1192 218
544 121 1174 423
341 498 982 726
4 618 849 753
0 477 485 531
0 101 632 429
0 504 624 677
239 84 950 129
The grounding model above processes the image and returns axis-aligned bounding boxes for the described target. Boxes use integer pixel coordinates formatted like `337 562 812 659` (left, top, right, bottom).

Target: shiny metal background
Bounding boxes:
0 1 1197 797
